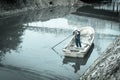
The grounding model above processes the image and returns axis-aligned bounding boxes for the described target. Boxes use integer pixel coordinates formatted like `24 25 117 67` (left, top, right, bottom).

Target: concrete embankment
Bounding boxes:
80 35 120 80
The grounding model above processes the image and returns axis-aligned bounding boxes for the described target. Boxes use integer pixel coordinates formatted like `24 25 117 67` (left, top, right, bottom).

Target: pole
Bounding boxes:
51 34 72 49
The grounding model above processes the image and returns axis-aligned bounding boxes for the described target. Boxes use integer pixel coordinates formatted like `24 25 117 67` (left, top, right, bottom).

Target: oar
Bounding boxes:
52 34 72 49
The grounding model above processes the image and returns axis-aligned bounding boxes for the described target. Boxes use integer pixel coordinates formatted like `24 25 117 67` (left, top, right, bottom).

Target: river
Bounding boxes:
0 5 120 80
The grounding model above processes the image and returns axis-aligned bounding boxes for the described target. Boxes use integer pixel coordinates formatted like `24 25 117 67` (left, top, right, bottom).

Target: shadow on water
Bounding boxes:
0 6 29 56
62 43 94 73
72 1 120 22
0 6 76 23
0 64 72 80
0 24 26 59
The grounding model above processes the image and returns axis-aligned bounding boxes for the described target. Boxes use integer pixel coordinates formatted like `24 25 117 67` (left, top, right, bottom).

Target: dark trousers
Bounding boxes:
75 39 81 47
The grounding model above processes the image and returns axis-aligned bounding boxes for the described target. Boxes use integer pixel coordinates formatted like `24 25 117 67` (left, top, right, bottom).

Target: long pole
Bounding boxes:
51 34 72 49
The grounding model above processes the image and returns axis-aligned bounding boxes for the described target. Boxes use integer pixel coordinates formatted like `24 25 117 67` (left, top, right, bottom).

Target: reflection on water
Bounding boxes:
0 64 72 80
0 5 120 80
63 44 94 73
0 25 26 58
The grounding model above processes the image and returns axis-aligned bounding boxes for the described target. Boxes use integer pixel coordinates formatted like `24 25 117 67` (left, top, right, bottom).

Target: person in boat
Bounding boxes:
73 30 82 47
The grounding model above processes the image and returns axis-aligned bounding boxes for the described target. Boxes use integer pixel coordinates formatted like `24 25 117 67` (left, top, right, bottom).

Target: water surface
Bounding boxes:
0 8 120 80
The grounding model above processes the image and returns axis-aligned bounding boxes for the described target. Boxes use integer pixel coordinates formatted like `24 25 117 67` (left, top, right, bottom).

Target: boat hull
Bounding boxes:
63 27 95 58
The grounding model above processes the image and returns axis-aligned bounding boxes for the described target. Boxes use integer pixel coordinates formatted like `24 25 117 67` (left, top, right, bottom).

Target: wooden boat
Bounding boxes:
63 27 95 58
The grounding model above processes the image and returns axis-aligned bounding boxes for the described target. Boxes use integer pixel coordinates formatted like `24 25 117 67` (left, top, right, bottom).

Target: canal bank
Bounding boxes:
80 35 120 80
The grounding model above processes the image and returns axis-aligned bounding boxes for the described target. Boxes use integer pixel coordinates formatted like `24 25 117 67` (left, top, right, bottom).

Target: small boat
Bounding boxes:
63 44 94 73
63 27 95 58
